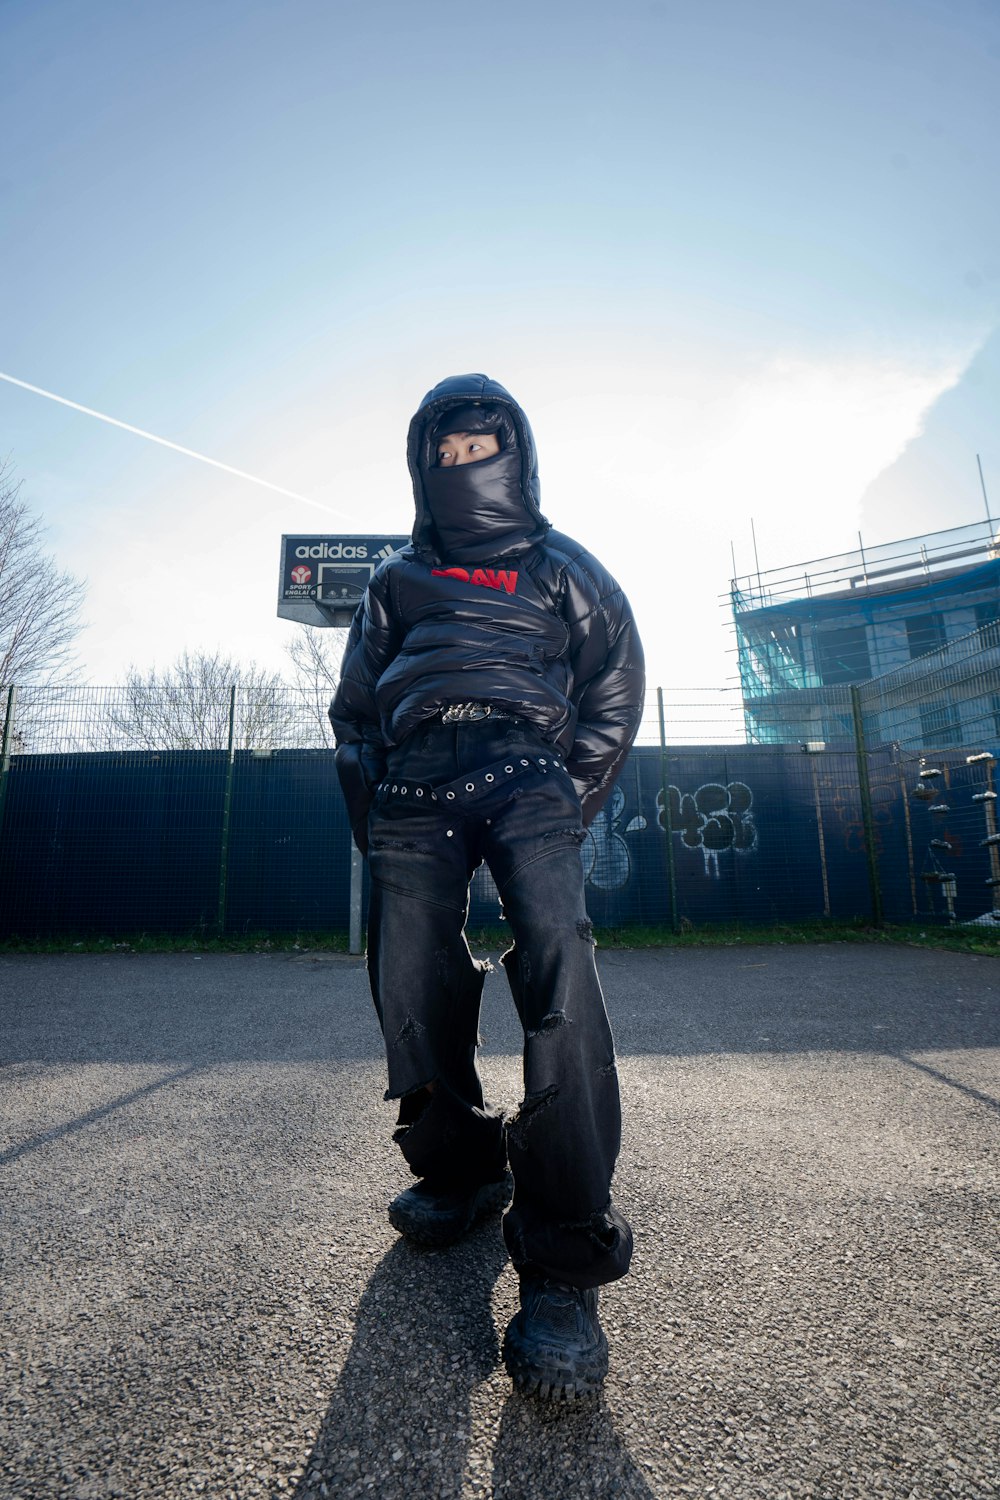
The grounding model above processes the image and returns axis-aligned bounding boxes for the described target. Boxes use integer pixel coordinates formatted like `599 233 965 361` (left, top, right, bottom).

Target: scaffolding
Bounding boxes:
732 520 1000 746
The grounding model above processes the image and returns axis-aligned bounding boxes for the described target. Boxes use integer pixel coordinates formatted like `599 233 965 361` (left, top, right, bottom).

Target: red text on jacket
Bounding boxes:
431 567 518 595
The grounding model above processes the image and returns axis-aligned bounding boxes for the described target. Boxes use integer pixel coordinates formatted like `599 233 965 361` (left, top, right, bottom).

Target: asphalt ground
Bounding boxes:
1 943 998 1500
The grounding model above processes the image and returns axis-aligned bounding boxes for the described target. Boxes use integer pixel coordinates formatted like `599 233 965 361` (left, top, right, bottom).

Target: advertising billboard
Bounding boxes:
277 534 408 627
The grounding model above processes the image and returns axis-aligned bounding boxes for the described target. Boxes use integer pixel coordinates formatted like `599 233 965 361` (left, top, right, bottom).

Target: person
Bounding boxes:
329 372 645 1400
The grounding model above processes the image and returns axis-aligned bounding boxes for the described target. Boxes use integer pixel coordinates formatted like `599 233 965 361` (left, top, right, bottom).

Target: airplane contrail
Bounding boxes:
0 370 353 520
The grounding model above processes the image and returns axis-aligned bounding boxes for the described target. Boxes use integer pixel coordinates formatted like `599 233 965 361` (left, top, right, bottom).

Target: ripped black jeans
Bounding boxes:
365 718 632 1290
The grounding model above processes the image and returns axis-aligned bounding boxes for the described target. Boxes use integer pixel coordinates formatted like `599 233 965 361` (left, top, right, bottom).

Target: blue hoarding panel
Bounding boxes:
0 741 951 939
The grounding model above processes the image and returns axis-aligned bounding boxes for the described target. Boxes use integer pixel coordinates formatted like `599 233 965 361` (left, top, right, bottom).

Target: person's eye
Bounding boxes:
469 443 482 453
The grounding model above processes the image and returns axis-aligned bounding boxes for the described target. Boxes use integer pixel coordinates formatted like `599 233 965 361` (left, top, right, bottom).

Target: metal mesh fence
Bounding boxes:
2 659 999 940
641 687 854 745
0 683 867 939
856 622 1000 929
856 620 1000 754
638 688 747 746
0 685 347 939
1 683 337 754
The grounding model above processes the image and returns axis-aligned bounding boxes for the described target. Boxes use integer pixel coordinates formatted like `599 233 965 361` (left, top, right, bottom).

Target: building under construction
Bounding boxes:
732 519 1000 748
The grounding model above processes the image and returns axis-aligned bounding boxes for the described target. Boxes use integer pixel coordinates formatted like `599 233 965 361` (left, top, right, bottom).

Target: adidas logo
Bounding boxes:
374 543 397 561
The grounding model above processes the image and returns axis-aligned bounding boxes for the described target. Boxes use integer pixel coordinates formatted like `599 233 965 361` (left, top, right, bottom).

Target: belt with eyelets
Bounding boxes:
379 749 566 809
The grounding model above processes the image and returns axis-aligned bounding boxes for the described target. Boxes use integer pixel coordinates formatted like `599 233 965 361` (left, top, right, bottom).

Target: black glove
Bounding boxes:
335 742 385 858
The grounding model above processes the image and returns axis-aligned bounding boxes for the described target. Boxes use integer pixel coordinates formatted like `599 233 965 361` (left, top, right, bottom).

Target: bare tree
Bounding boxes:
282 624 346 747
0 459 87 686
105 649 298 750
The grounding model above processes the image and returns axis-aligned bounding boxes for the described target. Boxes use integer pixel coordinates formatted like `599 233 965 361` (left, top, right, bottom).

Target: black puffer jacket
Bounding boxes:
330 374 645 840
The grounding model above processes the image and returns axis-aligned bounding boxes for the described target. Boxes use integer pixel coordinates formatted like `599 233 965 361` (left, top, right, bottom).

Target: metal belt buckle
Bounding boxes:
442 702 491 723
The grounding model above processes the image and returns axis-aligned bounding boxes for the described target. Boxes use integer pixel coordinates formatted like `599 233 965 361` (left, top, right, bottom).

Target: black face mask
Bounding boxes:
422 446 534 563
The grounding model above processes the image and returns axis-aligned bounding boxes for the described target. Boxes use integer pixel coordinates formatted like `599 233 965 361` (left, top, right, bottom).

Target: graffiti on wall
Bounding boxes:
826 778 893 855
469 785 648 907
470 779 758 907
581 786 647 891
657 781 758 877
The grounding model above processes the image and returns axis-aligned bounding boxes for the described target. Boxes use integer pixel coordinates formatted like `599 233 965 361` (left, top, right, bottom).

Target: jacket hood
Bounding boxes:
406 373 550 563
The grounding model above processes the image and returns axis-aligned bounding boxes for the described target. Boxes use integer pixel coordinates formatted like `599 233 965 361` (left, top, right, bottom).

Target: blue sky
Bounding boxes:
1 0 998 688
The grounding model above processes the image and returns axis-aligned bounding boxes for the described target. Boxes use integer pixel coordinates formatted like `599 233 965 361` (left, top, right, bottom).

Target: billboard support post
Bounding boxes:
349 842 363 955
276 533 406 952
0 685 17 846
216 685 237 936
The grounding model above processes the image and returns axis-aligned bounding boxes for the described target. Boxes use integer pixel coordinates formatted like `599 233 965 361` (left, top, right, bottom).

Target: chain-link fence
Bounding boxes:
2 656 999 940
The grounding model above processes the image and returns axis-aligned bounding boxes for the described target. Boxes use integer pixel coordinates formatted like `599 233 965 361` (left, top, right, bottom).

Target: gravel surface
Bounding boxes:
1 943 998 1499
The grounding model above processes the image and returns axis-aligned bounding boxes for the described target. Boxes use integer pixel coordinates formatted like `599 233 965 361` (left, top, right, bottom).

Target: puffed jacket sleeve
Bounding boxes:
328 563 400 854
561 549 645 826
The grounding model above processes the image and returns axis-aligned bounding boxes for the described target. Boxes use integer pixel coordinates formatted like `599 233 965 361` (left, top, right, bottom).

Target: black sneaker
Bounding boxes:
387 1173 513 1247
502 1276 609 1401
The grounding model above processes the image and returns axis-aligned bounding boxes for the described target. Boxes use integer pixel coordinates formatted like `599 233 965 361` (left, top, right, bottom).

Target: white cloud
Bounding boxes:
530 344 975 686
693 353 970 566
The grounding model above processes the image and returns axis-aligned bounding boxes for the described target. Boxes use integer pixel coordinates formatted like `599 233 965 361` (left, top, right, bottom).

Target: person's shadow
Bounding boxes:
290 1222 656 1499
289 1223 505 1497
490 1391 658 1499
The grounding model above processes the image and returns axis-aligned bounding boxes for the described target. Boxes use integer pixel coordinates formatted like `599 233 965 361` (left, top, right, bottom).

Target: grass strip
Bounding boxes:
2 919 999 957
